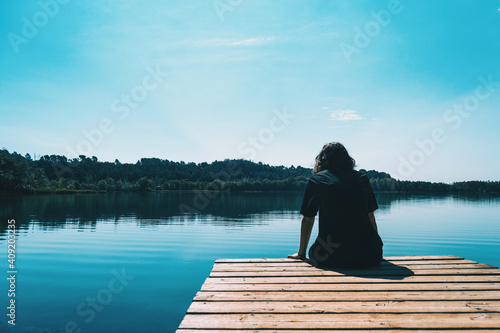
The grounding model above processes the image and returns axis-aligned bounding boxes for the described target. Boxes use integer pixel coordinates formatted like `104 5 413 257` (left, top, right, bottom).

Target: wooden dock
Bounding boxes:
176 255 500 332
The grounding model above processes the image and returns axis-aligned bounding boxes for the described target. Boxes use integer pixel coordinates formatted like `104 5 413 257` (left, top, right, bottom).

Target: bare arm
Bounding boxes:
368 212 378 233
288 216 315 259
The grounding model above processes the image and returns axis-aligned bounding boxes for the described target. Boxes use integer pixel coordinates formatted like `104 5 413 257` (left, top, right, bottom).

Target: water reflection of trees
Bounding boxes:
0 192 304 233
1 192 497 235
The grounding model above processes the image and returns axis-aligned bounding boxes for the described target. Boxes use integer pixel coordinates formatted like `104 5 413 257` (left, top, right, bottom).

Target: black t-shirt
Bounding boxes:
300 169 382 267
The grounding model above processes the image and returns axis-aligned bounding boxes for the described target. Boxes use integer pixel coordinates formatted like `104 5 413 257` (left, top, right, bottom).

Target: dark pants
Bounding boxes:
308 241 383 269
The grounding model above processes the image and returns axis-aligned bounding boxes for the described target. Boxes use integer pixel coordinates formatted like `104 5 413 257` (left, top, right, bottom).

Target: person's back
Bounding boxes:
288 142 383 268
304 169 383 268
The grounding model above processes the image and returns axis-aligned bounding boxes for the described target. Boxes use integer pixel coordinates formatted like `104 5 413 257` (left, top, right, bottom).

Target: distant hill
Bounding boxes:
0 149 498 194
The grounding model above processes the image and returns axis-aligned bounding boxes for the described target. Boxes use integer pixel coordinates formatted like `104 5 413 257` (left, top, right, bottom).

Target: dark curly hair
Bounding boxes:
313 142 356 174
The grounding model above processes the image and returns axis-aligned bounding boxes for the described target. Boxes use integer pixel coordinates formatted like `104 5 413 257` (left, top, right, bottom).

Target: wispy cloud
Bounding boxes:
330 109 362 121
158 36 277 49
229 37 276 46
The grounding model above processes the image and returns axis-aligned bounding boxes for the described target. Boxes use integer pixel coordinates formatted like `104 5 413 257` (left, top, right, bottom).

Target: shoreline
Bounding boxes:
1 189 499 196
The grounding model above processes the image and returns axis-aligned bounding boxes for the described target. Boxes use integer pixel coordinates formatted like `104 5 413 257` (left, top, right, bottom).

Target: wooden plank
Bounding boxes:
186 300 500 314
210 268 500 277
384 255 464 261
214 255 464 263
212 263 493 271
212 259 477 266
206 275 500 284
178 330 500 333
201 282 500 291
213 262 489 268
215 258 303 263
178 313 500 329
194 290 500 301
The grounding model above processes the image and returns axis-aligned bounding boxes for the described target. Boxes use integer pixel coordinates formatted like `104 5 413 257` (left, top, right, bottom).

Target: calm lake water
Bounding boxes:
1 192 499 333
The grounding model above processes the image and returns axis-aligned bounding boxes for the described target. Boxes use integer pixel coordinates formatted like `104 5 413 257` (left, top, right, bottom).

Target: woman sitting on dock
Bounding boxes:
288 142 383 268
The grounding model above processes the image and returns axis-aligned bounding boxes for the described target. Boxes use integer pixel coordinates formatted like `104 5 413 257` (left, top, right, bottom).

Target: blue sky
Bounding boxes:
1 0 499 182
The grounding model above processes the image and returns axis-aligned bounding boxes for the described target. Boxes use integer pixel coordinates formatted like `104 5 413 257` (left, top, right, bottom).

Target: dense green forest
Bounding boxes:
0 149 499 194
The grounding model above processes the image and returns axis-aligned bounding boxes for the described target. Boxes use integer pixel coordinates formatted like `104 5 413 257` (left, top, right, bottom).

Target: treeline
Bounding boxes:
0 149 499 194
0 149 311 193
